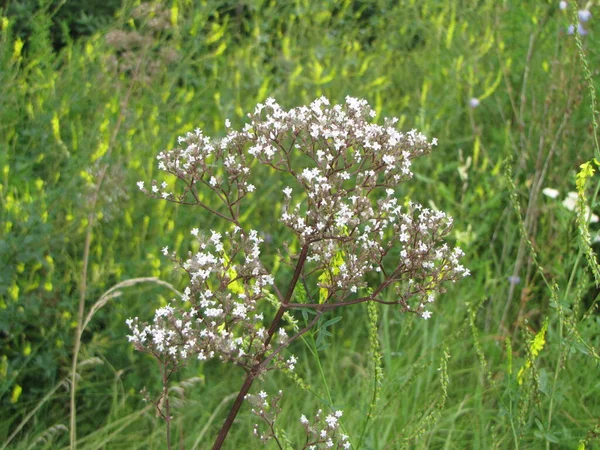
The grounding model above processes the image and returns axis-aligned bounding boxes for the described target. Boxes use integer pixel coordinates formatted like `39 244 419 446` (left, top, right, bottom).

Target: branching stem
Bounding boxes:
211 243 310 450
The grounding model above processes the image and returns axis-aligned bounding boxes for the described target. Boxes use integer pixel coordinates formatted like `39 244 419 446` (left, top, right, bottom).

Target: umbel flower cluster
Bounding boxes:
246 390 350 449
128 96 469 448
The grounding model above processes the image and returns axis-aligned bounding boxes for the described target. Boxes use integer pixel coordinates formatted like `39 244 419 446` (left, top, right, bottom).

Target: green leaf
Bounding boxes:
322 316 343 328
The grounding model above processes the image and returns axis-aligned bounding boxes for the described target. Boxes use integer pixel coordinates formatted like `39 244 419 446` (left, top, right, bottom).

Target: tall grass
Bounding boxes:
1 0 600 448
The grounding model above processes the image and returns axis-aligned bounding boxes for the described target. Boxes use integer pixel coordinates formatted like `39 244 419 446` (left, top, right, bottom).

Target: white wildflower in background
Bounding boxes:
561 191 599 223
293 406 350 449
567 23 588 35
566 7 591 36
559 1 567 11
542 187 560 199
508 276 521 285
579 9 592 22
562 191 578 211
469 97 480 108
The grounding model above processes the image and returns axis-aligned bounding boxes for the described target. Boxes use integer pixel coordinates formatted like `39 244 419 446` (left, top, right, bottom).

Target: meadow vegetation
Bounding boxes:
1 0 600 448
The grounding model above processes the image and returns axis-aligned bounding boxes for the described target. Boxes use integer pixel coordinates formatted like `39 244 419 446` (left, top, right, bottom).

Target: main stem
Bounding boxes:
163 361 172 450
211 243 310 450
69 212 93 449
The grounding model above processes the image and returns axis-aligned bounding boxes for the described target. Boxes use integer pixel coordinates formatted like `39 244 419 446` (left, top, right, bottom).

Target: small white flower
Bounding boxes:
578 9 592 22
508 276 521 285
382 154 395 166
283 186 293 197
300 415 309 424
247 184 256 192
568 23 588 35
422 310 432 320
225 118 231 128
469 98 480 108
559 1 567 10
287 355 298 371
137 181 145 190
325 414 338 429
162 246 169 255
562 191 578 211
191 228 199 236
542 187 560 199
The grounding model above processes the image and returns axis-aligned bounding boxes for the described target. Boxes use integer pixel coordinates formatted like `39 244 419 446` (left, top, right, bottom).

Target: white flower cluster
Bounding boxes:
129 97 469 446
138 96 434 211
247 390 283 444
543 187 599 223
126 227 293 370
247 390 350 449
133 95 467 330
299 408 350 449
562 3 592 36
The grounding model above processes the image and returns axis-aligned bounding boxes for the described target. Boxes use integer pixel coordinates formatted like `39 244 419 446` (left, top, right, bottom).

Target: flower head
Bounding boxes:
578 9 592 22
469 98 480 108
129 97 469 447
542 187 560 199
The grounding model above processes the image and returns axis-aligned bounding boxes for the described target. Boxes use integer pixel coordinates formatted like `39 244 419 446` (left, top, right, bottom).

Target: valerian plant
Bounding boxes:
127 96 469 449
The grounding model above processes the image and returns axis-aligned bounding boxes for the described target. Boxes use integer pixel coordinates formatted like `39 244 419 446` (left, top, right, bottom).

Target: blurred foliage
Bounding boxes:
1 0 600 448
3 0 123 50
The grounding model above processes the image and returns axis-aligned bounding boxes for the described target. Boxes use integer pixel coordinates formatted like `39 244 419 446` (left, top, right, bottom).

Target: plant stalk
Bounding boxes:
211 243 310 449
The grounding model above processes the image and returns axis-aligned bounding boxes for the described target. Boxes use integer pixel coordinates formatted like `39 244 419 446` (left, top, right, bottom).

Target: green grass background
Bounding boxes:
1 0 600 448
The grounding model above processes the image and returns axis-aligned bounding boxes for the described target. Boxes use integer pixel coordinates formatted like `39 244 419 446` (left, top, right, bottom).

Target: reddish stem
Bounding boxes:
211 243 310 450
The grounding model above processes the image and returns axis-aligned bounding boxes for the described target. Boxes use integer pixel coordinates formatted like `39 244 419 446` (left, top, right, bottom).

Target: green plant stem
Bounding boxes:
1 377 68 450
191 393 238 450
509 385 519 449
545 316 563 450
310 334 333 406
69 217 92 449
546 9 600 446
357 301 382 449
356 367 378 448
68 49 145 450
